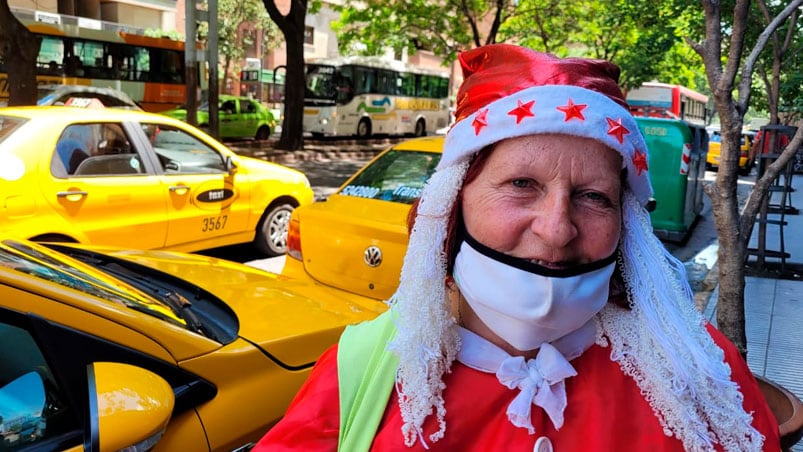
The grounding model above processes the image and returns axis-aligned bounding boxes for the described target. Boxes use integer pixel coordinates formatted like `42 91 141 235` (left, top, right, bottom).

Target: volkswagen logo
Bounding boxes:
363 246 383 267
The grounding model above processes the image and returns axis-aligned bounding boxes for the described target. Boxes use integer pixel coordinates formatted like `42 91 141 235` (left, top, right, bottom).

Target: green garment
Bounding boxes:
337 311 399 451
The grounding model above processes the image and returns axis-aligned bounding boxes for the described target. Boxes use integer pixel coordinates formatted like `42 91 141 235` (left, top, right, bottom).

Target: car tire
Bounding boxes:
254 203 294 256
414 119 426 137
357 118 372 138
255 126 271 141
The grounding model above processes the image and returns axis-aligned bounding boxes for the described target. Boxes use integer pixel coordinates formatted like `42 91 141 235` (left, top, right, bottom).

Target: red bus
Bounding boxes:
0 8 189 112
626 82 710 126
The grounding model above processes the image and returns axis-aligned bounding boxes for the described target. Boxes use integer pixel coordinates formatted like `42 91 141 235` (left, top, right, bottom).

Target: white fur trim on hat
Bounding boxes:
440 84 653 206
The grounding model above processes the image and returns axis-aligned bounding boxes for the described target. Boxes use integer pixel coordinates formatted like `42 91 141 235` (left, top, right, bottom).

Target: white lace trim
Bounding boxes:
387 163 468 447
598 192 764 452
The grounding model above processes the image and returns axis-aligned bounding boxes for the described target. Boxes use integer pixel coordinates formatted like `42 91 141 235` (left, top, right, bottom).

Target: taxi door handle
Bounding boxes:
169 185 191 196
57 190 88 201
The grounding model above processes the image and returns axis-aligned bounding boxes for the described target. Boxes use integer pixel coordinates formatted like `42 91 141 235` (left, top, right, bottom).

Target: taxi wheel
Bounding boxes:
255 203 294 256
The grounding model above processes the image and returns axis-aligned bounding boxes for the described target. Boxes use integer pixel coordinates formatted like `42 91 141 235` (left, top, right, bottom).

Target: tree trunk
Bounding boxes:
707 113 750 355
262 0 306 151
0 3 40 106
695 0 803 356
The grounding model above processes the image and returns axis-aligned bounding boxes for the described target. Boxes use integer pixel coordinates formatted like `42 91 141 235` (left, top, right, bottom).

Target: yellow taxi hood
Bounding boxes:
236 155 310 184
99 248 383 368
294 194 411 301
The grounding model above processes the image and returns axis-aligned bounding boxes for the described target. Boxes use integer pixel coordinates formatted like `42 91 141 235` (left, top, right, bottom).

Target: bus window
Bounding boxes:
377 70 397 95
335 67 355 104
355 67 375 94
400 73 415 96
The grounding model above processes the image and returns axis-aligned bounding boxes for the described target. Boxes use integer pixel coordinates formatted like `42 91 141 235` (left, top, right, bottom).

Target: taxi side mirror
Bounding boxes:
87 362 174 452
225 155 238 175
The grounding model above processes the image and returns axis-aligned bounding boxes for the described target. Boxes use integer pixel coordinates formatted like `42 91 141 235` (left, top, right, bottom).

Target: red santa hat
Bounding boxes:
439 44 653 206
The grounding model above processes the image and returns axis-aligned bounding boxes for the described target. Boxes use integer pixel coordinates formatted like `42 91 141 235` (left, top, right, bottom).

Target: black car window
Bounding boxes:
0 116 27 143
0 321 78 450
244 100 257 114
339 150 441 204
52 123 144 177
142 124 227 174
221 100 237 114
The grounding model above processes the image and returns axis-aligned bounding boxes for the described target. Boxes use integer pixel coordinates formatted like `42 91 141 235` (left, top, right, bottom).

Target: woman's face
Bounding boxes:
460 134 623 269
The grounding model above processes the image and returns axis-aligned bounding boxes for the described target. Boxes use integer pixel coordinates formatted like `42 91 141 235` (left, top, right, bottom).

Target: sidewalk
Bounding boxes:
699 168 803 450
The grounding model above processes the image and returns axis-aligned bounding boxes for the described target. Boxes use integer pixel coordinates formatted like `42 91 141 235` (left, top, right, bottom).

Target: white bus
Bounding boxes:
303 56 450 138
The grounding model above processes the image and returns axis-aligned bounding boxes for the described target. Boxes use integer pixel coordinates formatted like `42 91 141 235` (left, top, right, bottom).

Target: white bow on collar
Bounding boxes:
456 321 596 434
496 344 576 433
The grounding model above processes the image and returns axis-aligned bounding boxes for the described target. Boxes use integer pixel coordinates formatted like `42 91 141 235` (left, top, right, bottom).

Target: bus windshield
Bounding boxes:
305 65 337 103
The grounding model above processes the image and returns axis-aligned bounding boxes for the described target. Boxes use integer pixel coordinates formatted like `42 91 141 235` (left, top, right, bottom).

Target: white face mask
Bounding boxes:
453 235 617 351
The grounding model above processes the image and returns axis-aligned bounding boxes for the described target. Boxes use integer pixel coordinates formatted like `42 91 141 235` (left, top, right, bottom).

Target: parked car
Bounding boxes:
705 126 755 175
161 95 277 140
37 84 143 110
282 136 443 302
0 237 383 451
0 106 313 256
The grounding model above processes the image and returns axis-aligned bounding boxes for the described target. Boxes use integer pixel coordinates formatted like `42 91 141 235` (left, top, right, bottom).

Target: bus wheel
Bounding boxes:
255 125 271 141
357 118 372 138
414 119 427 137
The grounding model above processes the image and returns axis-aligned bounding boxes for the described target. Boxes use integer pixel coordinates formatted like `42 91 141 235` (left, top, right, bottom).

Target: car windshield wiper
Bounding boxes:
162 291 219 341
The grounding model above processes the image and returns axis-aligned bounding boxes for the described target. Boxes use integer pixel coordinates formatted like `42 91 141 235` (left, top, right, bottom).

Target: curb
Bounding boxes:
228 137 405 164
693 261 719 313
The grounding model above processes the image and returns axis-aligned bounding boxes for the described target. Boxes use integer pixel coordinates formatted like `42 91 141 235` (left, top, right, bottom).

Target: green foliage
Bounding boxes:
196 0 280 72
144 29 183 40
334 0 706 91
332 0 516 63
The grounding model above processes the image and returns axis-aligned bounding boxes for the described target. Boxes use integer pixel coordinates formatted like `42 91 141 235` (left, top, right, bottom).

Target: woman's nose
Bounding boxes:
530 194 578 247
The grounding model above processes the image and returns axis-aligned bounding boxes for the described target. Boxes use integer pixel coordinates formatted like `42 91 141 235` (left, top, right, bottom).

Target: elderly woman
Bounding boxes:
254 45 778 451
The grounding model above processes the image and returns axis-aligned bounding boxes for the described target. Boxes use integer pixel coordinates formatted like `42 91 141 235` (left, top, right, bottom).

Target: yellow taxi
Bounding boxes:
282 136 443 303
705 126 755 175
0 237 383 451
0 106 313 256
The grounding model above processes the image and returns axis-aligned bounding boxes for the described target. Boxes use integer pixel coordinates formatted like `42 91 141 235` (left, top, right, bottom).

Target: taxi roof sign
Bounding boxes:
64 97 106 109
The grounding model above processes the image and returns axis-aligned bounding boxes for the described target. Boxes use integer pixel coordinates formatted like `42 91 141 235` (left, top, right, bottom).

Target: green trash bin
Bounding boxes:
636 117 708 242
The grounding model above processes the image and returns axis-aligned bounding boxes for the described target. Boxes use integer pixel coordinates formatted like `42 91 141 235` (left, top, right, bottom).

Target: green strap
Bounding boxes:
338 311 399 452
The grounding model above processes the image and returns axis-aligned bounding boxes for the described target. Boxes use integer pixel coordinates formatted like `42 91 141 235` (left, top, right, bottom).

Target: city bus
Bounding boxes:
626 82 710 127
303 56 451 138
0 8 188 112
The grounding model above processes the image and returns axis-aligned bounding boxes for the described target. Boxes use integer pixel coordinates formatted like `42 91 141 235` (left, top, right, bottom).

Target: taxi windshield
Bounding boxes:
0 240 237 343
339 150 441 204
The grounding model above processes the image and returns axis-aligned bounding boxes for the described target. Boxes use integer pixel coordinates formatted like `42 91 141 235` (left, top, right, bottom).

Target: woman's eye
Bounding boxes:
511 178 532 189
581 191 613 205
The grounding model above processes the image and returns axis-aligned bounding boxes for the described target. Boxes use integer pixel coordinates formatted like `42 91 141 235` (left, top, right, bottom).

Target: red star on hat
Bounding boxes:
556 98 587 122
606 117 631 144
472 108 489 135
632 149 648 175
508 99 535 124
